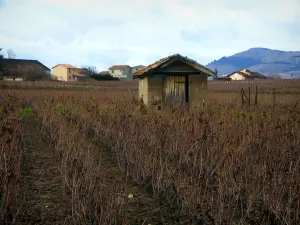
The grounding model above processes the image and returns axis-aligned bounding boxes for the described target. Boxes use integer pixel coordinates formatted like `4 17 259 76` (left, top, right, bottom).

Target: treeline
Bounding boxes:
80 66 120 81
92 74 120 81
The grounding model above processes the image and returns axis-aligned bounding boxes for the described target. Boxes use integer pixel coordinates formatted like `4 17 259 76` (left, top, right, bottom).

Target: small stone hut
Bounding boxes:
133 54 215 107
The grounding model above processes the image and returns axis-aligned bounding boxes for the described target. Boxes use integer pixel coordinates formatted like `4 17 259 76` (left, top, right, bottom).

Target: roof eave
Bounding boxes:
198 68 215 76
163 57 215 76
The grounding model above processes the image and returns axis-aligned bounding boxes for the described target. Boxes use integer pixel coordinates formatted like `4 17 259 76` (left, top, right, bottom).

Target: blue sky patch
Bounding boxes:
0 0 5 8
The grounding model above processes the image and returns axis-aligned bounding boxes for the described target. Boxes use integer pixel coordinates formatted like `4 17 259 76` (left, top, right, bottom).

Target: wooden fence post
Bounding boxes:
241 88 251 107
255 85 258 106
241 88 244 107
273 88 276 109
248 86 251 107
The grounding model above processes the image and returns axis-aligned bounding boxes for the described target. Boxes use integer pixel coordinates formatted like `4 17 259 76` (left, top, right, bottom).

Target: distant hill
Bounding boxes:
206 48 300 78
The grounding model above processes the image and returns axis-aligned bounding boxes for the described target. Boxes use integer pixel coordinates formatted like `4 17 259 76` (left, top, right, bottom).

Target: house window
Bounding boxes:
111 70 114 73
69 76 72 79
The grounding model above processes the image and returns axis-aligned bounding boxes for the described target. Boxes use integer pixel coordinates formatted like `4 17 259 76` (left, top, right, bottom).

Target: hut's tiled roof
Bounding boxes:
133 54 215 77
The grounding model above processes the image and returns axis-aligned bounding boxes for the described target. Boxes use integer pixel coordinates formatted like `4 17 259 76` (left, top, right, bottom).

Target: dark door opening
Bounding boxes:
185 75 189 103
164 75 188 105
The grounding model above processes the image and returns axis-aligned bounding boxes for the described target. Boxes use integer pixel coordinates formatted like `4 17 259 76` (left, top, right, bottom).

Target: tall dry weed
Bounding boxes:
4 89 300 224
0 93 22 224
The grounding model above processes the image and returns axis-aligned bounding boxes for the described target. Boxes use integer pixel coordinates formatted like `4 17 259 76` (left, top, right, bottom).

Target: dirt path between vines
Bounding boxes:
92 144 168 225
18 116 71 224
87 129 185 224
17 114 186 224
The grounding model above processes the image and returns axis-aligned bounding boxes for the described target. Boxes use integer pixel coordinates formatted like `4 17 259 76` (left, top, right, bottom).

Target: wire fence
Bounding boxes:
208 79 300 92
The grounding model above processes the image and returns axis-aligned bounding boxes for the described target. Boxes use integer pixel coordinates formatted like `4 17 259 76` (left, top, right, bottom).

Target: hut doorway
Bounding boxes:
163 75 189 105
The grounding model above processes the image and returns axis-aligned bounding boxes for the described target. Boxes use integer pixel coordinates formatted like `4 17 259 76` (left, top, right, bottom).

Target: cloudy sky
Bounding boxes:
0 0 299 71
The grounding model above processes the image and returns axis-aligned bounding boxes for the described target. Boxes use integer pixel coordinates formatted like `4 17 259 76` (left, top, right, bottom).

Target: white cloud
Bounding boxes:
0 0 299 71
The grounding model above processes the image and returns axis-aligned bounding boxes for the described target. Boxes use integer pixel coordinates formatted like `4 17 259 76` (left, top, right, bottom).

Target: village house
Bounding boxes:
108 65 131 79
133 54 215 107
129 65 146 79
228 69 267 80
51 64 85 81
131 65 146 73
108 65 146 80
0 58 51 81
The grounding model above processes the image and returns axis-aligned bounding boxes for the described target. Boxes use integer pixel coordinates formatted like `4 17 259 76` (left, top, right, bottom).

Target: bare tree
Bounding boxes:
0 48 4 59
7 49 16 59
81 65 98 78
0 48 4 77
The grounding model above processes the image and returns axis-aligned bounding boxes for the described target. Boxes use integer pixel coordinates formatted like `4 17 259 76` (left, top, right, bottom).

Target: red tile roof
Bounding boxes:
109 65 129 70
99 71 110 75
52 64 77 69
133 54 215 77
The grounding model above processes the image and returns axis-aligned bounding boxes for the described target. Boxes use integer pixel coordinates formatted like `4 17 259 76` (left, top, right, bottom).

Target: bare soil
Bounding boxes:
94 144 171 225
18 116 71 224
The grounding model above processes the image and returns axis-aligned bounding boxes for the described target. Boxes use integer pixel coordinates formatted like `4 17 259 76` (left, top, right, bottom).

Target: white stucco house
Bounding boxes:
130 65 145 74
108 65 145 80
108 65 131 79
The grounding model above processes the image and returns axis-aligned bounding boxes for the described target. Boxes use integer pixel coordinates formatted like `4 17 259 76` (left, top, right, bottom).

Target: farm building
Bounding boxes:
228 69 267 80
0 59 51 81
133 54 215 107
51 64 85 81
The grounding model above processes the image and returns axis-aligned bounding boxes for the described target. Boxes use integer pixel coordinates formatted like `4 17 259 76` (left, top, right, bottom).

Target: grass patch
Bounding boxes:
20 107 35 116
54 104 65 116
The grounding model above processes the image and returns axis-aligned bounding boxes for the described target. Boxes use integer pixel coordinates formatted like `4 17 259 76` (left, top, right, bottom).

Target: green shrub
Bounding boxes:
20 107 34 116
